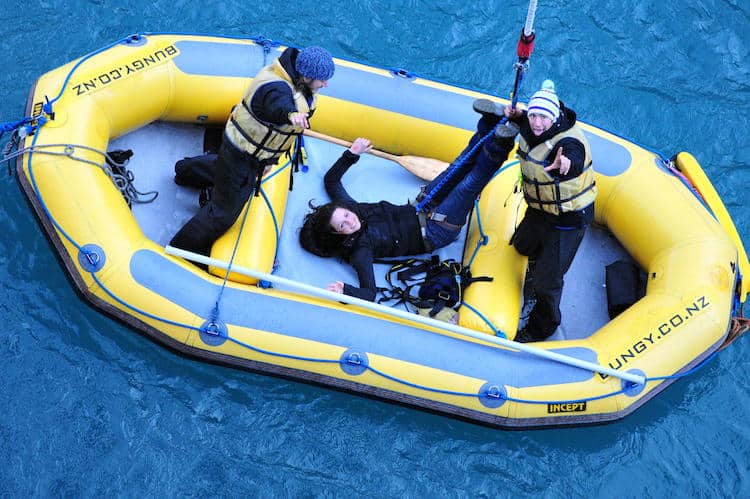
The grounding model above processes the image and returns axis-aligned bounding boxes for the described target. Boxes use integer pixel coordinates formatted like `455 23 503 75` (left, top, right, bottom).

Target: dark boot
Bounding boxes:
473 98 506 118
484 121 519 162
494 121 520 140
514 326 546 343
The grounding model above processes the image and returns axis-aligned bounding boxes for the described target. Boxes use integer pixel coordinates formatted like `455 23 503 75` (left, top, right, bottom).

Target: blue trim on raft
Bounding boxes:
131 249 597 388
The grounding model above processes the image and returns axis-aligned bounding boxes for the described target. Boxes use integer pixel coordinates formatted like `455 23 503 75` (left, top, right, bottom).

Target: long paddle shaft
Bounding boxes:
303 129 448 181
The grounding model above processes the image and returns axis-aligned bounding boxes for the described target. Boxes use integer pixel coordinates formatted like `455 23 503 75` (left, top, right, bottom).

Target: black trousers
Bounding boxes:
513 208 586 339
169 140 260 256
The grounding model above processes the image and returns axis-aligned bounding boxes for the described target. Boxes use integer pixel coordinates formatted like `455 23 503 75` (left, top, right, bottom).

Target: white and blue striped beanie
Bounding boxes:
527 80 560 121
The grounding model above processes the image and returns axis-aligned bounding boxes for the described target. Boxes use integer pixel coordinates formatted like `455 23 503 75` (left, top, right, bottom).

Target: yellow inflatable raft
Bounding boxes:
14 33 749 428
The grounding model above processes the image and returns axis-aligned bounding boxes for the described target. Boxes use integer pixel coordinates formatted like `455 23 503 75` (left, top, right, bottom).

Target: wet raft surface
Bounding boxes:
113 122 629 341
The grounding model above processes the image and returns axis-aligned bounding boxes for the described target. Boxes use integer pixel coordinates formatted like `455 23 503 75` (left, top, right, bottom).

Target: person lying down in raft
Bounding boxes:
298 108 518 301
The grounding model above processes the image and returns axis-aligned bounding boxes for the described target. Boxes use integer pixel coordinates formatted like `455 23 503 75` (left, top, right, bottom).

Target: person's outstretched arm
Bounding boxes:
344 244 378 301
324 138 372 202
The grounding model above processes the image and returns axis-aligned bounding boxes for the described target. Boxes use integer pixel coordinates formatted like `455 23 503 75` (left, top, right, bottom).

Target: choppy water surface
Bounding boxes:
1 0 748 496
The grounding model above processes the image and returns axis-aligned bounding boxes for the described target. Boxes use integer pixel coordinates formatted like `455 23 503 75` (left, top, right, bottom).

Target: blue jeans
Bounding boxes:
424 116 513 249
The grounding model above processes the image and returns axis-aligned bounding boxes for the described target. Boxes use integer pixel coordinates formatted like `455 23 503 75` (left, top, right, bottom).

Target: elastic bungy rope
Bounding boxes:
415 1 536 214
414 131 496 214
8 30 739 412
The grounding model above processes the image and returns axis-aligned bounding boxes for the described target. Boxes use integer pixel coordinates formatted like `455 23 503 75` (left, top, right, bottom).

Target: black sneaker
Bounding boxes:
514 327 539 344
473 98 506 117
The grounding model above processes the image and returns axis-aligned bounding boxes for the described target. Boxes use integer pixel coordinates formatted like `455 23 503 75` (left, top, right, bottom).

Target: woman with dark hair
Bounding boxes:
299 111 518 301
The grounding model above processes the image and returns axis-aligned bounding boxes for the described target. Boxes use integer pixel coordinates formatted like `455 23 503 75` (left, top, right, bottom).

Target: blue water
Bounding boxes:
2 0 749 496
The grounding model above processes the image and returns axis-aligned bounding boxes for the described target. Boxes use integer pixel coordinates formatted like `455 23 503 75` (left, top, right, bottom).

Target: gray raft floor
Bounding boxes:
112 122 630 341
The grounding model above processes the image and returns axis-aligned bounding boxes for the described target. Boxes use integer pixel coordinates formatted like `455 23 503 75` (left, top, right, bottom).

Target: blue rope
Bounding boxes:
224 329 724 405
27 132 84 254
207 194 254 325
46 36 132 108
1 35 134 148
503 387 630 405
460 301 507 339
92 273 201 332
465 198 488 268
365 364 481 397
645 348 719 382
510 68 526 110
248 35 280 65
227 335 340 365
0 117 35 140
209 158 292 319
258 159 292 271
414 124 501 213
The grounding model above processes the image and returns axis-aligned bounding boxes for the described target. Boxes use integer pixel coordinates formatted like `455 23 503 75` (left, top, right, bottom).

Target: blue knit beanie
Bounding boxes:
527 79 560 121
296 46 335 81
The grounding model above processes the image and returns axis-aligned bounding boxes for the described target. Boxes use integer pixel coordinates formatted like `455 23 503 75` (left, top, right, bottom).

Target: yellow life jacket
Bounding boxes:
518 124 597 216
224 58 316 166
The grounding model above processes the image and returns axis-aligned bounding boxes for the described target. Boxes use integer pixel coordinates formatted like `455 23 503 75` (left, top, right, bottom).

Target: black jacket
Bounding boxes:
512 102 593 227
325 150 426 300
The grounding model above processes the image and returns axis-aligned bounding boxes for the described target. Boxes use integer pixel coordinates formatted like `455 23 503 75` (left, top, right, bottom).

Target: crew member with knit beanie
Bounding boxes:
170 45 335 257
474 80 596 342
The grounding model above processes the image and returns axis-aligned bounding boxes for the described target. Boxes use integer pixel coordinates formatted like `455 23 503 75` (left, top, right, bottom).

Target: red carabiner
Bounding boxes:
516 29 536 60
